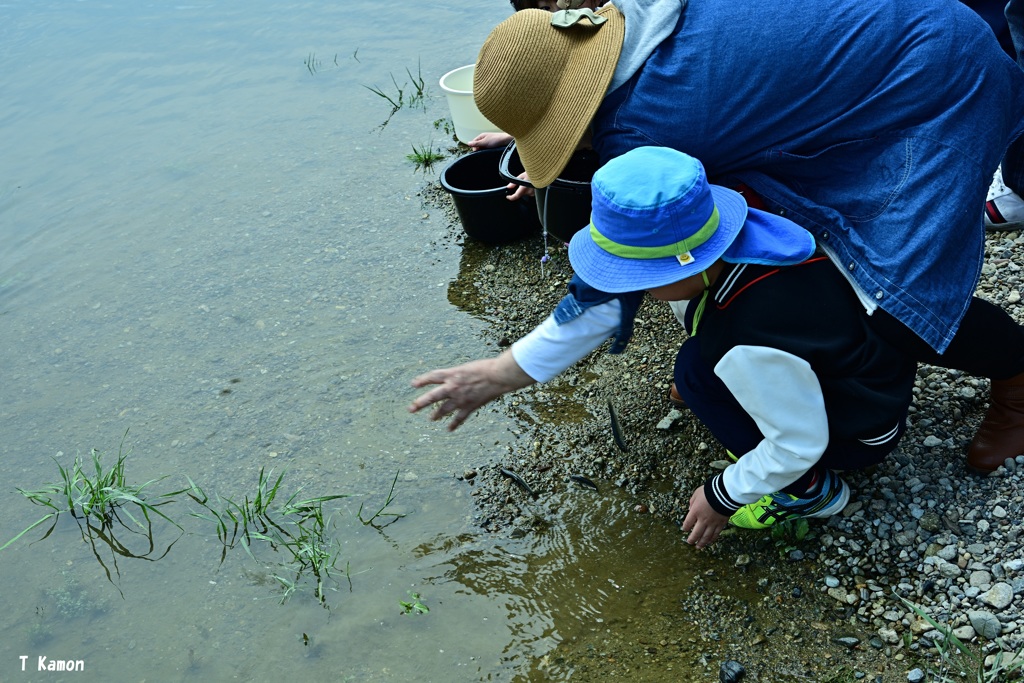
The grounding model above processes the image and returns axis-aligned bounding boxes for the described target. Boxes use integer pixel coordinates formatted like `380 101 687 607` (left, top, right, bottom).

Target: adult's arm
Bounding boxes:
409 299 623 429
409 351 536 431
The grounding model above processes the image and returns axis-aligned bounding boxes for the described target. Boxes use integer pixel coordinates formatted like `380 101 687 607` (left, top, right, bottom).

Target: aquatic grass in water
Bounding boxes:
4 432 182 539
1 432 188 590
364 60 429 129
304 48 361 75
3 437 181 547
433 117 454 138
399 591 429 615
3 437 406 607
188 467 353 606
406 142 444 172
357 470 405 528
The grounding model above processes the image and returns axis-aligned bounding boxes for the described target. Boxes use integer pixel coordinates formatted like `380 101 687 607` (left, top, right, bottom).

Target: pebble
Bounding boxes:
718 660 745 683
968 610 1001 639
656 409 684 430
809 262 1024 666
980 583 1014 610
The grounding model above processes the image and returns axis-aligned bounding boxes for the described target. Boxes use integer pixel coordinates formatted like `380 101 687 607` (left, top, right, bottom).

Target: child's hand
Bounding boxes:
681 487 729 549
468 132 513 151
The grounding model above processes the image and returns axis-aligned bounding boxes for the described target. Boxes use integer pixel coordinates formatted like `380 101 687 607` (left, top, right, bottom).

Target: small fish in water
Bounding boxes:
500 468 538 500
569 474 599 492
607 398 629 452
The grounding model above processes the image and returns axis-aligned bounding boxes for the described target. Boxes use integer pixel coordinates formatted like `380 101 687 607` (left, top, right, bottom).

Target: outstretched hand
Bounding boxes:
409 351 535 431
681 486 729 549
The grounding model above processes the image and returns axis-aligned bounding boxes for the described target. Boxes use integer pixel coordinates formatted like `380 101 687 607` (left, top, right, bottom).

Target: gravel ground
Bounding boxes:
422 179 1024 683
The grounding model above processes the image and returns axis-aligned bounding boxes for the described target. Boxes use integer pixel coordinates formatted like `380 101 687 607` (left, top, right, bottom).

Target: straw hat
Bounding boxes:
474 6 624 187
568 147 816 292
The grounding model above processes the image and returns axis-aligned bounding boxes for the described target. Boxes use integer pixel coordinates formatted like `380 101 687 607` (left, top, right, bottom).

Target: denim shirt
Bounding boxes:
592 0 1024 352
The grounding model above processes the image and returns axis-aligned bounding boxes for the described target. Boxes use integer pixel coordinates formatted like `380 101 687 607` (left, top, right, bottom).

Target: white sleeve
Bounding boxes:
715 345 829 504
510 299 622 383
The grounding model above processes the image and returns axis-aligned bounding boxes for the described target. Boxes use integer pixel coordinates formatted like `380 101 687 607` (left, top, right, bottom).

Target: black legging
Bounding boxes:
868 296 1024 380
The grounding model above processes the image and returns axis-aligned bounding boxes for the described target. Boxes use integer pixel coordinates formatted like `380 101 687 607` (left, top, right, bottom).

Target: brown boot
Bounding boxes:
669 382 686 408
967 372 1024 473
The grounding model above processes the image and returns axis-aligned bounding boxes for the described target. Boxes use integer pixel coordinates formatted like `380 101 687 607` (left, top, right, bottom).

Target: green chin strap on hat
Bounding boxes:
691 270 712 336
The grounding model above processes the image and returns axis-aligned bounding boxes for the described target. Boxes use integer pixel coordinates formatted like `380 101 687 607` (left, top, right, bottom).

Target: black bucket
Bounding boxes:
499 141 600 244
439 148 541 244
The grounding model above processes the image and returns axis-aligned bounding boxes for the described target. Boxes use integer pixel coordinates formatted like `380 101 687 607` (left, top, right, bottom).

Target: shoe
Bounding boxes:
984 166 1024 230
967 372 1024 473
730 469 850 530
669 382 686 407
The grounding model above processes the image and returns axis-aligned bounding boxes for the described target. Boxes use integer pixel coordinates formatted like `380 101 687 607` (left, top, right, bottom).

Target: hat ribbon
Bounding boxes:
550 8 607 27
589 206 720 260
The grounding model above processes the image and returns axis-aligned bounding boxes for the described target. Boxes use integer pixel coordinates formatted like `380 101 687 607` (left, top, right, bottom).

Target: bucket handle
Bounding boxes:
497 141 536 189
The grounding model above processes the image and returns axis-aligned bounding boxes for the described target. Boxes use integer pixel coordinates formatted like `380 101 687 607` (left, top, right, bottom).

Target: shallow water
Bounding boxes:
0 2 717 681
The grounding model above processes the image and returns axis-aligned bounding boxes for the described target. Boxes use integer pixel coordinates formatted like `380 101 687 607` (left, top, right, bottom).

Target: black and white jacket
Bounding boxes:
686 256 915 510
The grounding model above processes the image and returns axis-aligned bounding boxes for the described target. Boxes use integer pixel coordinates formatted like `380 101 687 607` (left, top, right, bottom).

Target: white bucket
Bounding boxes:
439 64 504 145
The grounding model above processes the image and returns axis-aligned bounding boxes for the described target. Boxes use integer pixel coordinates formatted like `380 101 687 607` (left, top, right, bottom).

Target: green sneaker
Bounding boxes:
730 470 850 530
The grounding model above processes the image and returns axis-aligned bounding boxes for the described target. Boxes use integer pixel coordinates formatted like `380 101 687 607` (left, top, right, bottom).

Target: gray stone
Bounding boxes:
878 627 901 645
938 561 963 578
719 660 745 683
980 583 1015 610
953 624 977 640
1005 559 1024 572
969 610 1002 639
970 571 993 589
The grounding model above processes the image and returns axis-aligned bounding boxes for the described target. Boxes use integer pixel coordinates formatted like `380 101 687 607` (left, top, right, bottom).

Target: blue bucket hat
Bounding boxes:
568 147 816 293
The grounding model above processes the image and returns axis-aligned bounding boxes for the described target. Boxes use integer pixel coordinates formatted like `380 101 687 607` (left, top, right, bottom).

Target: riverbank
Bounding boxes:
422 180 1024 682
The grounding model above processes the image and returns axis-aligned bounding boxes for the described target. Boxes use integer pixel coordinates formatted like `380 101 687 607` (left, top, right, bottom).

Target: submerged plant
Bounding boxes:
188 468 349 606
358 470 406 528
406 142 445 171
4 436 403 606
6 431 180 535
399 591 429 615
304 51 339 76
364 60 429 129
2 431 187 590
433 117 454 137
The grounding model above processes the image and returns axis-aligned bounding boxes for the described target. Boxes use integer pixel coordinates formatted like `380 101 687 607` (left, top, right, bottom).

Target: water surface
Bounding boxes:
0 2 714 681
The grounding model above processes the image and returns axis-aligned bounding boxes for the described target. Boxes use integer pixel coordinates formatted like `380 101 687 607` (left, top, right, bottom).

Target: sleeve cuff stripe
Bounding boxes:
705 474 742 515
